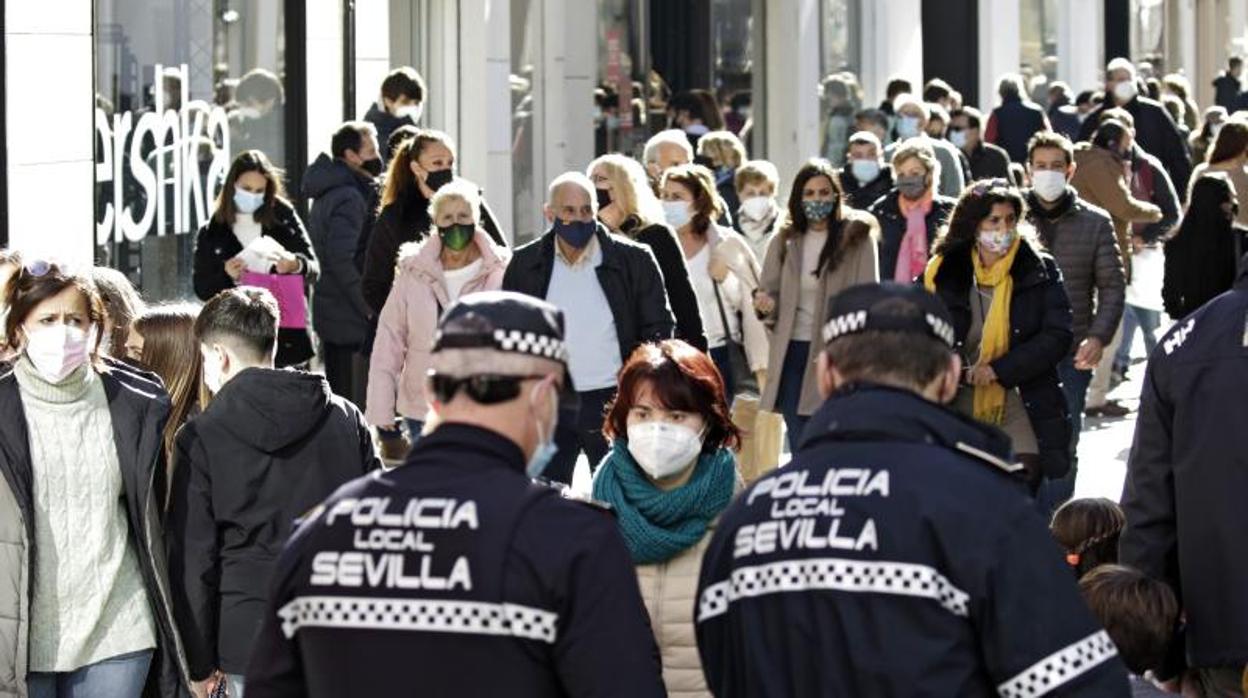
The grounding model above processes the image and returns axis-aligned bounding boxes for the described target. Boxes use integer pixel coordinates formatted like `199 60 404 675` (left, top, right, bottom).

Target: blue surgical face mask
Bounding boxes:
802 199 836 222
850 158 881 184
233 188 266 215
896 116 921 139
553 218 597 248
526 382 560 479
662 200 693 229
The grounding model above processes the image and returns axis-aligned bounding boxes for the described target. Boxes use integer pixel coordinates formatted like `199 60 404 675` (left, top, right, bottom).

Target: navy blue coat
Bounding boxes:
695 385 1130 697
1121 266 1248 669
928 241 1073 478
986 96 1050 164
245 424 666 697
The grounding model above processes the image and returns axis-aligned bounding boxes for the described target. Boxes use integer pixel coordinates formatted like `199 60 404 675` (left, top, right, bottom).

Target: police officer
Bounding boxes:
694 282 1130 696
1121 259 1248 694
246 291 666 697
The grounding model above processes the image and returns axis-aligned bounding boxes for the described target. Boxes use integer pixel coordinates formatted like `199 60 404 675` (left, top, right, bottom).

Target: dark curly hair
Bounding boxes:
932 179 1030 256
603 340 742 454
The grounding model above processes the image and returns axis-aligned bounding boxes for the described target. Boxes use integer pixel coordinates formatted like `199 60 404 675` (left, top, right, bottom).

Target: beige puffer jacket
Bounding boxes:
634 527 715 698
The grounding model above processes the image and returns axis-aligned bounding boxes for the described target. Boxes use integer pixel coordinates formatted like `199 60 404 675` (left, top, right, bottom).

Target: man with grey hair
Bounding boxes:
1077 57 1191 197
503 172 674 483
642 128 694 183
246 291 666 697
985 73 1050 164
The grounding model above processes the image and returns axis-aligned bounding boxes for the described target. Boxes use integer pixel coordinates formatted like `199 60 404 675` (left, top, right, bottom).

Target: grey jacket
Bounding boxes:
757 211 880 415
1026 188 1127 351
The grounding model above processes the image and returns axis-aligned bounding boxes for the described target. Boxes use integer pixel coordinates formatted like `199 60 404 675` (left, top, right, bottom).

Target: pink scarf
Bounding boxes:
894 193 933 282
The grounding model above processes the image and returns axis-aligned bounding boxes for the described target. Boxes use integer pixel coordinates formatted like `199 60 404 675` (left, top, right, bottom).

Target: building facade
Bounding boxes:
3 0 1245 303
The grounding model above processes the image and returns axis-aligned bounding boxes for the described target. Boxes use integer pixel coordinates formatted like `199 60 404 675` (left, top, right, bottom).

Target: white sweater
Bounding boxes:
17 358 156 672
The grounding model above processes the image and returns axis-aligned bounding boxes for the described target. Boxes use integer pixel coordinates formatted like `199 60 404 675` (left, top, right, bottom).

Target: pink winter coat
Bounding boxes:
365 229 511 425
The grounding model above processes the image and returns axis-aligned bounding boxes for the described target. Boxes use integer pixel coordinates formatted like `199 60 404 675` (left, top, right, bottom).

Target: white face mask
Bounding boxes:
396 103 423 123
238 105 262 120
948 129 968 149
201 345 225 395
1113 79 1138 103
627 421 704 481
740 196 773 222
1031 169 1068 202
25 324 93 383
896 115 921 139
662 200 693 229
978 228 1017 255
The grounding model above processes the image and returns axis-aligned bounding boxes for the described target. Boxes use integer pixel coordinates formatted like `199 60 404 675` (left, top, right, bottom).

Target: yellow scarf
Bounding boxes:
923 236 1022 425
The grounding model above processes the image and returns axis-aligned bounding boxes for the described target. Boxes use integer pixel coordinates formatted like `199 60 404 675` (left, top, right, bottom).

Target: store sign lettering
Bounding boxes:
95 64 232 245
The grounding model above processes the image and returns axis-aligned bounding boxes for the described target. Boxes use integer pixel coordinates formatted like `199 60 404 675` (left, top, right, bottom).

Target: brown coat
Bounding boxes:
758 211 880 415
1070 143 1162 279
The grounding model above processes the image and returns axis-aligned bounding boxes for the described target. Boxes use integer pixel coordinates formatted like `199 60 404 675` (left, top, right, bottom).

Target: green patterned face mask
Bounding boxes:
438 223 474 251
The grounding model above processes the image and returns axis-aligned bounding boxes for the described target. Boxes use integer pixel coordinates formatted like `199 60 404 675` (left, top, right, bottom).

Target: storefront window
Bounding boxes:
511 0 543 244
596 0 649 159
1131 0 1167 68
1020 0 1059 101
819 0 860 165
95 0 289 301
711 0 755 147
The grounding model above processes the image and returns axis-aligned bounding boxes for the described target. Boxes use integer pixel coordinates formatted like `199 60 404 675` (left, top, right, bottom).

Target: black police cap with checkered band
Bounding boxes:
821 282 957 349
433 290 570 364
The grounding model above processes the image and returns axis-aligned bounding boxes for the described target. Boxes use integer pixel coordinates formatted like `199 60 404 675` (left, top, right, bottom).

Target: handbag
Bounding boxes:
240 271 308 329
712 279 759 396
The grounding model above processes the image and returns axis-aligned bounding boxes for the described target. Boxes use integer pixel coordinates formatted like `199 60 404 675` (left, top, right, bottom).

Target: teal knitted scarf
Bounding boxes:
592 440 737 565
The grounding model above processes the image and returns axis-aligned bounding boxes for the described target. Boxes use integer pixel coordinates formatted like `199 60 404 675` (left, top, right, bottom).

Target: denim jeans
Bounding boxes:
1038 357 1092 512
543 387 615 485
708 345 736 407
403 418 425 446
27 649 153 698
1114 304 1162 370
228 673 246 697
775 341 811 451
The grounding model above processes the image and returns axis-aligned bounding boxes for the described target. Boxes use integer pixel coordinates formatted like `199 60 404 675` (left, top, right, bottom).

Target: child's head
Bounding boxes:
1051 497 1125 578
1079 564 1177 676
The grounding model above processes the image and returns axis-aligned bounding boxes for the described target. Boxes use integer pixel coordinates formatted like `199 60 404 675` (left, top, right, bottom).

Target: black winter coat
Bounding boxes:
302 154 377 346
868 190 956 281
620 217 707 351
966 142 1012 181
192 199 319 367
1121 267 1248 670
362 195 506 315
0 365 192 696
839 165 893 211
502 225 676 370
986 96 1049 164
166 368 379 679
1078 96 1192 203
928 241 1073 478
696 385 1129 697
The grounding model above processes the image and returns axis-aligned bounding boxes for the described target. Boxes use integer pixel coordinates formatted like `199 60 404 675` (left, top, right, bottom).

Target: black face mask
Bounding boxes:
596 187 612 210
361 158 383 177
426 168 454 192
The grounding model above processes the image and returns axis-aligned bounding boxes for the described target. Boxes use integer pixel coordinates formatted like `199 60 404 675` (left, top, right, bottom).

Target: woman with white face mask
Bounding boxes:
0 261 190 696
923 181 1074 493
192 149 319 368
591 340 741 698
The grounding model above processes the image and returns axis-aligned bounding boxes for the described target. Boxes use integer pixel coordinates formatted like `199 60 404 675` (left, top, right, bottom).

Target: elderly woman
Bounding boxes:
592 340 741 698
589 153 707 351
367 179 512 443
659 164 767 402
753 159 879 446
0 261 187 695
923 181 1073 491
696 130 748 226
868 139 957 283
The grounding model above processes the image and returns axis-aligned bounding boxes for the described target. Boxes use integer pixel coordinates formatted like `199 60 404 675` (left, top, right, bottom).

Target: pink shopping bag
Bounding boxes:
240 272 308 329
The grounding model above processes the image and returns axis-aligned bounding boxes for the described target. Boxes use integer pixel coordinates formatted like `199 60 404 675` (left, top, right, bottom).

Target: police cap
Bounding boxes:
822 282 956 348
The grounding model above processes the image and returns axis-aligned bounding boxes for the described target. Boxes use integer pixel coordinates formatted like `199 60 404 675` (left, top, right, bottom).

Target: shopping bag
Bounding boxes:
732 393 785 484
240 271 308 329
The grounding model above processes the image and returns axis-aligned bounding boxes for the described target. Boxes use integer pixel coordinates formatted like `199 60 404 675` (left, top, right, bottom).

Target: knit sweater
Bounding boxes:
16 358 156 672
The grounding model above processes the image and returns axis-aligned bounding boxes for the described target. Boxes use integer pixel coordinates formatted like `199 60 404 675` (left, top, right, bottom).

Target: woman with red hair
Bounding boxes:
591 339 740 697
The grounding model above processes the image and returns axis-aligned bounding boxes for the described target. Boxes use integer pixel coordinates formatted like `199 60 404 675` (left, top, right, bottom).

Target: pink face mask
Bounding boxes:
25 324 93 382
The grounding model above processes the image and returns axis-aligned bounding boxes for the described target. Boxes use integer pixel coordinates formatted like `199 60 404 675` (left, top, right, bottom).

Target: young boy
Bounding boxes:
1079 564 1180 697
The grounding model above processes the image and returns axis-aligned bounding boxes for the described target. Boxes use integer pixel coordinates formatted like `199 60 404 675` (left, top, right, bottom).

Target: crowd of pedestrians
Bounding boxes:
1 54 1247 697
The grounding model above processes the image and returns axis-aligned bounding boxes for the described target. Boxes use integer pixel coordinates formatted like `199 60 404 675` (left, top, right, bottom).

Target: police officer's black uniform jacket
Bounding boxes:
694 384 1130 697
245 423 667 697
1121 266 1248 671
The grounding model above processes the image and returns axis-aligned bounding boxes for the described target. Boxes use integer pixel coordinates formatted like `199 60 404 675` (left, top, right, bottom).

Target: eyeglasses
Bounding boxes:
427 372 560 405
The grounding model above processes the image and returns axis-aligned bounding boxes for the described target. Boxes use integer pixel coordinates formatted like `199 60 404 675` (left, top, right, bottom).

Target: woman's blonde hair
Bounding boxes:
697 130 748 169
427 179 482 224
587 153 666 227
890 137 941 189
